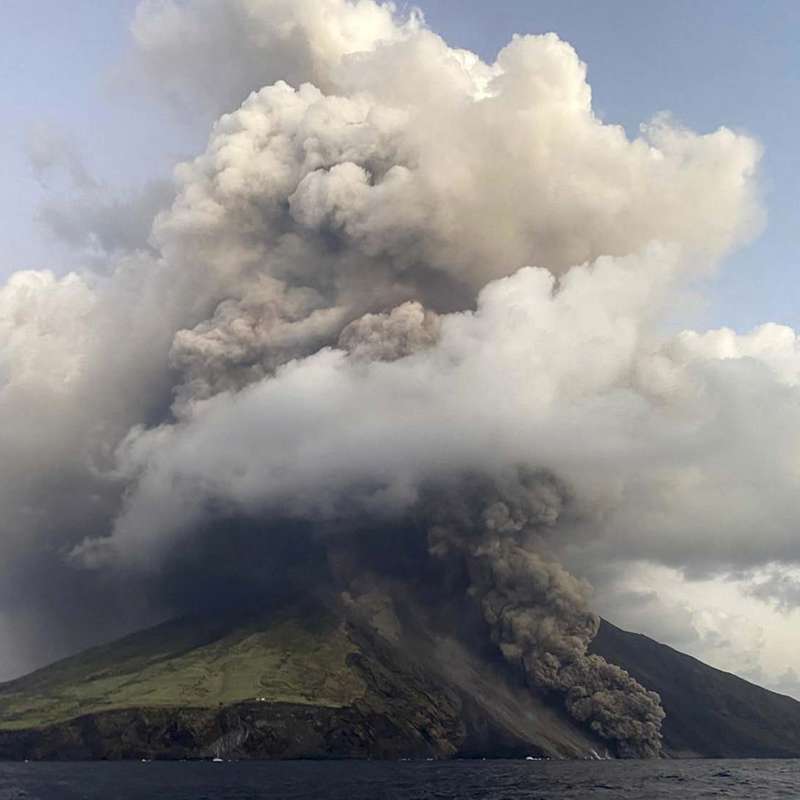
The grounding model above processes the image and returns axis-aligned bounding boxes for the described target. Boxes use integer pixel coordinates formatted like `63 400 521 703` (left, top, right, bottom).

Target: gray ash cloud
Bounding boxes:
425 471 664 757
4 0 797 742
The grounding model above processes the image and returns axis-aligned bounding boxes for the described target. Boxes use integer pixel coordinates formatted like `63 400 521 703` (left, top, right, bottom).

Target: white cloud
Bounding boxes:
1 0 792 693
593 563 800 699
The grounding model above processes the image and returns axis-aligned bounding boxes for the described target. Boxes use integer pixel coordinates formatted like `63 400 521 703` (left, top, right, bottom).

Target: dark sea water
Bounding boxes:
1 760 798 800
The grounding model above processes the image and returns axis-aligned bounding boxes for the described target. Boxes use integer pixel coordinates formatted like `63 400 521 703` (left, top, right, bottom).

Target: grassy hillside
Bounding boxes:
0 611 366 732
7 607 800 760
0 604 609 761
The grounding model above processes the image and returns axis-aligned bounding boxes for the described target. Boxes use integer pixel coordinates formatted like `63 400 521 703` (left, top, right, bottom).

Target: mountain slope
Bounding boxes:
589 619 800 758
0 612 364 732
0 606 604 761
3 609 800 761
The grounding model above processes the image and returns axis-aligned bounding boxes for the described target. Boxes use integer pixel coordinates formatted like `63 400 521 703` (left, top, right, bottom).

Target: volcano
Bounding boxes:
2 601 800 761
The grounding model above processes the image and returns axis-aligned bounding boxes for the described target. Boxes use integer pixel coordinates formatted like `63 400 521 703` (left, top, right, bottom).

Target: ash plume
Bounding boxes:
426 472 664 757
4 0 799 748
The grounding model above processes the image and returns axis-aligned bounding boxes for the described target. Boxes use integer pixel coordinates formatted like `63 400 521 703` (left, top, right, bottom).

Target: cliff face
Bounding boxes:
589 619 800 758
0 608 604 761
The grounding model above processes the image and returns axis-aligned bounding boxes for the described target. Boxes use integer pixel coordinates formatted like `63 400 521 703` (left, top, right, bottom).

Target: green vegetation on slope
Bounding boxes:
8 608 800 760
0 611 366 731
0 604 608 761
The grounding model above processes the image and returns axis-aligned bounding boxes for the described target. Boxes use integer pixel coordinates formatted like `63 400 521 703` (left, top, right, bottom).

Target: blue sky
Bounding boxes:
1 0 798 331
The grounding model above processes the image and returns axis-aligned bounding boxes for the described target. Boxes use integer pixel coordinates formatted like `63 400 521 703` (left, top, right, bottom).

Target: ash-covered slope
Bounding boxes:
589 620 800 758
0 605 605 761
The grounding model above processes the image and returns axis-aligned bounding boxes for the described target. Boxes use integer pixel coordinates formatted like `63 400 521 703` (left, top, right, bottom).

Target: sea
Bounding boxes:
1 759 798 799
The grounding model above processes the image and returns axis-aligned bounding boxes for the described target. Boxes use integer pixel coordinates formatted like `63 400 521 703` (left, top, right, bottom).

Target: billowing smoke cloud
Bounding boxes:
129 0 422 120
3 0 797 749
427 472 664 756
